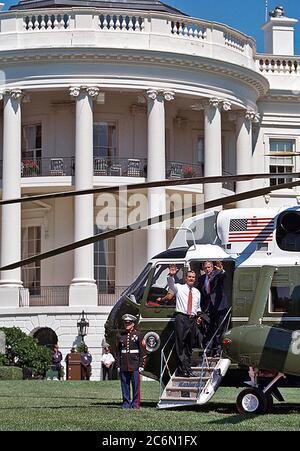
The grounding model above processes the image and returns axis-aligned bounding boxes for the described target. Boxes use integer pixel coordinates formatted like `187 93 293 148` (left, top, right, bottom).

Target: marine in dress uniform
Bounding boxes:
116 314 146 409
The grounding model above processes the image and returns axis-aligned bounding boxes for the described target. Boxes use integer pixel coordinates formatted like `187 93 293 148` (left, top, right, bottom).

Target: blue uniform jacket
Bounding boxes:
116 329 146 372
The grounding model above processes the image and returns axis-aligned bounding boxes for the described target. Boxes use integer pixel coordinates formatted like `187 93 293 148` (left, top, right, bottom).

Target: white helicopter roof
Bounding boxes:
169 205 300 265
186 244 232 261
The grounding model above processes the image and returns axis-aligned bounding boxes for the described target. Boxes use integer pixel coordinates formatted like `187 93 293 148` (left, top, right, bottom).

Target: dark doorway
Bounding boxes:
33 327 58 348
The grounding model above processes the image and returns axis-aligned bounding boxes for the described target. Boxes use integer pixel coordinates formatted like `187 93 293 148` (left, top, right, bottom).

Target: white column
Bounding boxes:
0 89 23 298
204 98 230 205
69 86 99 306
236 110 259 208
146 89 174 260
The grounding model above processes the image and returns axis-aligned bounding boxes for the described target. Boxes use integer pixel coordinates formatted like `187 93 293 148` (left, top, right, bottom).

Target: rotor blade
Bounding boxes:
1 171 300 206
1 178 300 271
266 153 300 157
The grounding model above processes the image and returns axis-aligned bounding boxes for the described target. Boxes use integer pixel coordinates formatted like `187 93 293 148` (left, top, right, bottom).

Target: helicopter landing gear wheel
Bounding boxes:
236 388 269 415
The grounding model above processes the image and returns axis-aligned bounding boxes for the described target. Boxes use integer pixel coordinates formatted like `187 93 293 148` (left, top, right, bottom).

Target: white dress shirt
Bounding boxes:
101 353 115 366
167 276 201 316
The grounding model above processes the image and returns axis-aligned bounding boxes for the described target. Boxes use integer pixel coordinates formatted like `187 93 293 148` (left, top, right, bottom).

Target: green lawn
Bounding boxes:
0 380 299 431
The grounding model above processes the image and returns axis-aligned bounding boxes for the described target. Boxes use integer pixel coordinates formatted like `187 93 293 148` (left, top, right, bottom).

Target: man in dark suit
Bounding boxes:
51 344 63 380
80 345 92 380
197 261 230 356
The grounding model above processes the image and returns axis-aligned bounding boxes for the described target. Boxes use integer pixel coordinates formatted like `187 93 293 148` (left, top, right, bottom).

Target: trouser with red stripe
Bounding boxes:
120 370 140 409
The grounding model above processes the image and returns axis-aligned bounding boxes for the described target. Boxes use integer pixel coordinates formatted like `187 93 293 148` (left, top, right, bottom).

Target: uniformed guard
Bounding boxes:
116 313 146 409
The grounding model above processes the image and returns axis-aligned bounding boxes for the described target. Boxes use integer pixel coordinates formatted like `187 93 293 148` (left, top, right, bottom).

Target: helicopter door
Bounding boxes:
140 262 186 319
231 267 262 325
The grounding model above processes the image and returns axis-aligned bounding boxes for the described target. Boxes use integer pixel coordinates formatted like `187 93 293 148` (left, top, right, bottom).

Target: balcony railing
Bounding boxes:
256 55 300 74
14 157 148 178
166 161 204 179
21 157 74 177
222 170 236 192
93 157 147 177
98 286 128 306
19 285 127 307
0 158 235 187
21 286 69 307
0 8 256 66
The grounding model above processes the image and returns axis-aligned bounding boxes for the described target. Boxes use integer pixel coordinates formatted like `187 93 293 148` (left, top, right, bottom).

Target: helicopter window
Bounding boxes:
146 263 184 307
120 263 152 305
269 287 290 313
269 267 300 316
153 264 184 286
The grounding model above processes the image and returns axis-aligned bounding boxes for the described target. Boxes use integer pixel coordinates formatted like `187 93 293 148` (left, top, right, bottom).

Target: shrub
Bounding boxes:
0 354 8 366
0 366 23 380
76 342 86 353
0 327 52 377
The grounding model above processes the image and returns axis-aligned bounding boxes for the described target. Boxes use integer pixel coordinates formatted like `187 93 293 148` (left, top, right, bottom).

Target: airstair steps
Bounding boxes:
160 395 197 402
172 376 209 382
157 356 231 409
167 386 200 393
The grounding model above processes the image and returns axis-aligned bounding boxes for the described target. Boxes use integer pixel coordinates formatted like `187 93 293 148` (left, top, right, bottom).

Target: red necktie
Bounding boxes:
187 287 193 315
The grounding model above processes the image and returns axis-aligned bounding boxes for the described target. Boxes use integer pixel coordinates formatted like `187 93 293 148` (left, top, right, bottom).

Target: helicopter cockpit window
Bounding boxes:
146 263 184 308
120 263 152 305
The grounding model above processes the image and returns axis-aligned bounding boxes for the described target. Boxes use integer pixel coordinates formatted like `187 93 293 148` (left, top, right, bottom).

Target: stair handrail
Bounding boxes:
197 308 232 400
203 307 232 361
159 330 175 398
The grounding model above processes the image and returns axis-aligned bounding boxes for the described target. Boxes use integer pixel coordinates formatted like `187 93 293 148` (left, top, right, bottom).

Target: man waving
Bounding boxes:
161 267 201 377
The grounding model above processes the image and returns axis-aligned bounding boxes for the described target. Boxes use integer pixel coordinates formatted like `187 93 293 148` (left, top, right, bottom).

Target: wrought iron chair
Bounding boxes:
127 159 141 177
169 162 183 179
94 158 108 175
109 164 122 176
50 158 65 176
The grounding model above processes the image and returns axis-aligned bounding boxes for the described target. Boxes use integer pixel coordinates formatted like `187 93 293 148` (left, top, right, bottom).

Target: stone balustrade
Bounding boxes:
257 56 300 74
0 8 255 66
224 31 245 52
170 17 207 40
98 13 145 32
23 12 70 31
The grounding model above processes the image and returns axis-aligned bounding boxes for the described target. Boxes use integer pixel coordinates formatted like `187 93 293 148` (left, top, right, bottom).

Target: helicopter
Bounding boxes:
104 204 300 414
1 172 300 414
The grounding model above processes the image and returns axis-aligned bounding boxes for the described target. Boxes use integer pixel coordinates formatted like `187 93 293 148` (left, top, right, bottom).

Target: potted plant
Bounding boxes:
23 160 40 176
183 166 196 178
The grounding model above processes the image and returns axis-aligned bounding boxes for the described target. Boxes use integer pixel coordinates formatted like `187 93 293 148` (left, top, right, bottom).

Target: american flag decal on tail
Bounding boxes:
229 218 275 242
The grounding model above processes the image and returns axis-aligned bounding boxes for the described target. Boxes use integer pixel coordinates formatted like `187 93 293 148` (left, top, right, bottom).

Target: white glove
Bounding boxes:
138 367 144 373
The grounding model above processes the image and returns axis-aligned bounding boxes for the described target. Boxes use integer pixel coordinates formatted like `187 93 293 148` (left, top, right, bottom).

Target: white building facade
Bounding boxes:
0 0 299 378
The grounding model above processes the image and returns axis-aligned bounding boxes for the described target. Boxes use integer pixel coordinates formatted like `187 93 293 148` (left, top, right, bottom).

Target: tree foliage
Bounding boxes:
76 342 86 353
0 327 52 376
